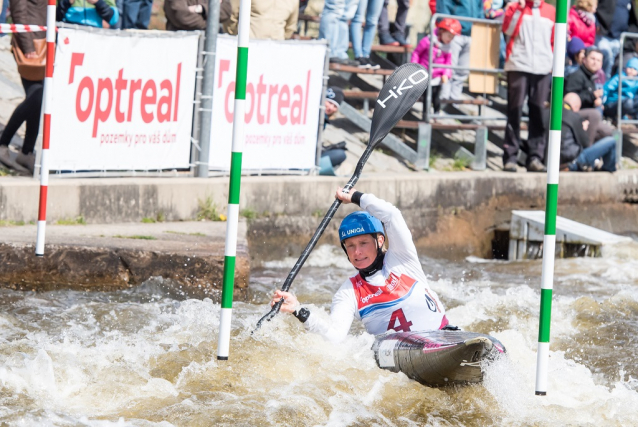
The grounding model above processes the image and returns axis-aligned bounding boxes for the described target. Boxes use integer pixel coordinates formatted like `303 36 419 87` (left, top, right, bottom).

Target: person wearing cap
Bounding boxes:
566 37 586 77
320 87 347 174
411 18 460 114
270 189 449 343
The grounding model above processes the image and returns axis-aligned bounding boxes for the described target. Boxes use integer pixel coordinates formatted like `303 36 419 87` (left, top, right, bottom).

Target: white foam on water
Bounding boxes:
263 244 354 270
0 242 637 425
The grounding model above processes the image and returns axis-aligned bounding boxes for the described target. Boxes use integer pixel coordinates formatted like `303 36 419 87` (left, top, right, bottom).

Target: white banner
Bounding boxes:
209 36 326 171
49 28 198 170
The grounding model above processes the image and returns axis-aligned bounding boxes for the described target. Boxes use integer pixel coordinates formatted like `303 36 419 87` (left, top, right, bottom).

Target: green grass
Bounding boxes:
56 216 86 225
240 208 258 220
197 197 224 221
312 208 323 218
429 151 441 169
113 235 157 240
142 211 166 223
164 230 206 237
451 155 471 171
0 220 26 227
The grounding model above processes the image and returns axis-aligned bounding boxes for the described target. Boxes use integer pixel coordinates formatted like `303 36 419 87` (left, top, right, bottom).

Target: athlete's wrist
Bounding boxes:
293 307 310 323
351 191 363 206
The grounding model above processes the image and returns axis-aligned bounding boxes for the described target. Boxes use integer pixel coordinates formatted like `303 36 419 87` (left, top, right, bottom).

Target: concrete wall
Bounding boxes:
2 171 638 259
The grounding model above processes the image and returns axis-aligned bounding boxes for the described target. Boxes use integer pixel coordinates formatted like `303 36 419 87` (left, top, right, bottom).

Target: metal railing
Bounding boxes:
612 31 638 164
425 13 505 123
617 33 638 127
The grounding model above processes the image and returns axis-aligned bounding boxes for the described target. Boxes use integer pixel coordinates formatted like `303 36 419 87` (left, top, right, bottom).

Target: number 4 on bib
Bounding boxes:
387 309 413 332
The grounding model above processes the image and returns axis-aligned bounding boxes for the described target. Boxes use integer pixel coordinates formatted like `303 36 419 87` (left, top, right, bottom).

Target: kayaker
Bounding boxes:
270 188 449 342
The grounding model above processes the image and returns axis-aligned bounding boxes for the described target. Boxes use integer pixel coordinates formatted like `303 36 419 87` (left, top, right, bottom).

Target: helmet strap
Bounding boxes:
358 234 385 280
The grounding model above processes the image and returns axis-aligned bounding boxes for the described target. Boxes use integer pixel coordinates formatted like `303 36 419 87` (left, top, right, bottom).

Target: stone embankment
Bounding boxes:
1 170 637 295
0 221 249 299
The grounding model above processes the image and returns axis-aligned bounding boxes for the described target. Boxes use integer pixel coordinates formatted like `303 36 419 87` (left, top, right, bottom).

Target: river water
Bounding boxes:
1 242 637 426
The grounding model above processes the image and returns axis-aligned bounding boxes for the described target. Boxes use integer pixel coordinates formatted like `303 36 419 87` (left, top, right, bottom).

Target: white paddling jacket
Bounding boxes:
305 193 448 342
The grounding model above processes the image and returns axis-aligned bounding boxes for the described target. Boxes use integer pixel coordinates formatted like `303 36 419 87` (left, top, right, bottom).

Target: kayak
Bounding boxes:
372 330 506 387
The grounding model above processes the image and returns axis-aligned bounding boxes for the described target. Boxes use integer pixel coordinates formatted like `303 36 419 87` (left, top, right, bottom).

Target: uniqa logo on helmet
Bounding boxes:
376 69 429 109
341 226 366 238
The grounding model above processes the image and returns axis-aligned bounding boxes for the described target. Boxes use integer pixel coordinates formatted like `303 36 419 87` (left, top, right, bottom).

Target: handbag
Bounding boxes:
12 37 46 81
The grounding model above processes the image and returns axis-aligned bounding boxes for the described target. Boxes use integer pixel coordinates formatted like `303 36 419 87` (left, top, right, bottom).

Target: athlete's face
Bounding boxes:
344 234 385 270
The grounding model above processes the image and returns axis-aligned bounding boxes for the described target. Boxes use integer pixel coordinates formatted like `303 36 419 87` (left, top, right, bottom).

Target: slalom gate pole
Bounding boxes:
217 0 251 361
535 0 568 396
35 0 56 257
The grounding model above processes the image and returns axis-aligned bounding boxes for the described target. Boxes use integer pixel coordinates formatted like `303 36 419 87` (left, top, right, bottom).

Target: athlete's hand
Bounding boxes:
335 187 356 204
270 290 300 314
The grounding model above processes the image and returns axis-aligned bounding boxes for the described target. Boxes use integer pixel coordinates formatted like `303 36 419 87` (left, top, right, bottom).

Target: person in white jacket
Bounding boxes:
270 188 450 343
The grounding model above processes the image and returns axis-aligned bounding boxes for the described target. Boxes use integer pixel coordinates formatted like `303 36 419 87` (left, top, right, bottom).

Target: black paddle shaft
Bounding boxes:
254 63 429 331
254 148 375 330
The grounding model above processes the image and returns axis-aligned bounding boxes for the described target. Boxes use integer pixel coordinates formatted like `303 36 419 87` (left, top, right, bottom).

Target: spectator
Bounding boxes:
561 92 617 172
120 0 152 29
57 0 120 28
568 0 597 47
164 0 208 31
564 47 604 111
436 0 483 101
0 0 8 29
350 0 384 69
484 0 506 67
0 0 46 174
320 87 347 175
411 18 460 114
318 0 360 65
566 36 586 77
376 0 409 46
502 0 555 173
603 57 638 120
225 0 298 40
596 0 629 79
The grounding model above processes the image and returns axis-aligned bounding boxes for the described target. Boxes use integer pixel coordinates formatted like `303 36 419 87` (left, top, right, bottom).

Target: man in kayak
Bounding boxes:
270 188 449 342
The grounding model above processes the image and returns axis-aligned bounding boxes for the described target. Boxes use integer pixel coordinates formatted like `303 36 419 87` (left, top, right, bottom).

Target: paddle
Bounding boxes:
254 63 430 331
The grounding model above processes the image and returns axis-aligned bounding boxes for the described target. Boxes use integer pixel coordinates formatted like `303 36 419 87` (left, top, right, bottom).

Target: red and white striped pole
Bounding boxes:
0 24 47 33
35 0 56 257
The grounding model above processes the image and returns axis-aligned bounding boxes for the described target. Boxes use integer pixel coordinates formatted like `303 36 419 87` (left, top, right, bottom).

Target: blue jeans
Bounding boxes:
604 98 638 120
319 0 360 59
350 0 384 58
121 0 153 29
0 0 8 36
568 136 617 172
596 36 620 80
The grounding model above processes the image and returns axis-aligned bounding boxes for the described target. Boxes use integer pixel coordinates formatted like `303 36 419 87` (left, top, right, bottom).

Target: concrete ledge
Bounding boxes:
1 171 637 223
0 222 249 299
1 171 637 261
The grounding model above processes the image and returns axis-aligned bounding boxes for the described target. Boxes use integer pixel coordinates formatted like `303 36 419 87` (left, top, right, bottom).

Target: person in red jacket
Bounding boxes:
568 0 597 47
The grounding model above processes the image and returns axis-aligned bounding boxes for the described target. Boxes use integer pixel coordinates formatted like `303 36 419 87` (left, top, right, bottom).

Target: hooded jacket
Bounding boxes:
564 64 598 109
435 0 483 37
411 30 452 80
568 7 596 47
603 57 638 104
503 0 555 75
57 0 119 28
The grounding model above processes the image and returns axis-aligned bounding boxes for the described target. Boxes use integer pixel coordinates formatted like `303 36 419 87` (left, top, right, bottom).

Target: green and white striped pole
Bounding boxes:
217 0 251 361
535 0 568 396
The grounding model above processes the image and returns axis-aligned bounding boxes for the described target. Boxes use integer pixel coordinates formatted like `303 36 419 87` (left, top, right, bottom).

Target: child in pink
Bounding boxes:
411 18 461 114
568 0 597 47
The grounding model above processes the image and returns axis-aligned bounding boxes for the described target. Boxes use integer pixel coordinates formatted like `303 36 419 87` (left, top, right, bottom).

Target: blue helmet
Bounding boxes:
339 211 384 243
